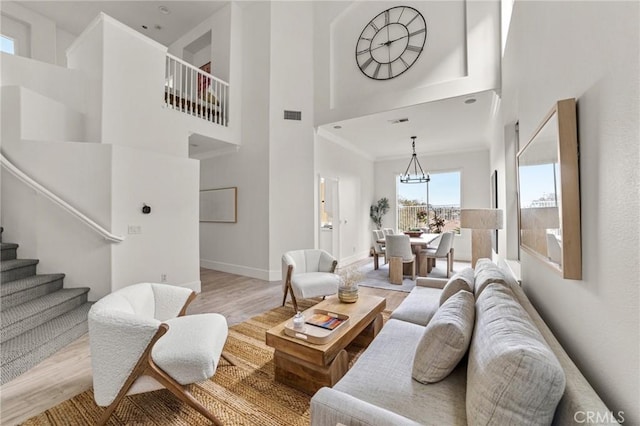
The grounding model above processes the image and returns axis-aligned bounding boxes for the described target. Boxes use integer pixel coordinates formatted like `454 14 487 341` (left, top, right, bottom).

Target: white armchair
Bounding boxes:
282 249 340 312
88 283 232 425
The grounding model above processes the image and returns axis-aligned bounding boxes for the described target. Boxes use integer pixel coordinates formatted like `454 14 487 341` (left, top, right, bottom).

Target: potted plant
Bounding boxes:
370 197 390 229
429 213 445 234
416 209 429 227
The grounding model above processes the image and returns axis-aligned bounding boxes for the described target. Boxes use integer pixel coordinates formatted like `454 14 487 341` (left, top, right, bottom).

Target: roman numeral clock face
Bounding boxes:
355 6 427 80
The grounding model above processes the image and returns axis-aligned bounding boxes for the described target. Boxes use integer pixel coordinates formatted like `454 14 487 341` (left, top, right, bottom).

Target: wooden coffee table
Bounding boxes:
265 294 386 395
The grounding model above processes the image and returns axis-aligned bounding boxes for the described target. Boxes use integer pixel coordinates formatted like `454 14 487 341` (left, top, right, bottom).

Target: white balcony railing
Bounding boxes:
164 53 229 127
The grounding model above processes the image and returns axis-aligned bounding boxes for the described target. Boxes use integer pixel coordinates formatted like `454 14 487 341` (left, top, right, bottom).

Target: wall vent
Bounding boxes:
284 110 302 121
389 117 409 124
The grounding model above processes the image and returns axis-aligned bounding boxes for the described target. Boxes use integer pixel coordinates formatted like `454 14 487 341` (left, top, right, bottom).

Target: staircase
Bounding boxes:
0 231 92 384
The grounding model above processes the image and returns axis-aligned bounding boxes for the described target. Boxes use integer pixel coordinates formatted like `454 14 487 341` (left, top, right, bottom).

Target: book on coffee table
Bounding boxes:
305 312 345 330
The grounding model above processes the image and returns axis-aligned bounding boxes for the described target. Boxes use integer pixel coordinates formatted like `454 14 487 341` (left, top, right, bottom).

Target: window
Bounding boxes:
397 171 461 233
1 34 15 55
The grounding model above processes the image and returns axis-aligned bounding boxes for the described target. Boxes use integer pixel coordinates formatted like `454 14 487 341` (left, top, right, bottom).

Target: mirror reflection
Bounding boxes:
518 113 562 267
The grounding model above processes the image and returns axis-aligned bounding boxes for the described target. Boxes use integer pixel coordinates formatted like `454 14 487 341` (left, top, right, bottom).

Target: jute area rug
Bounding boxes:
22 300 377 426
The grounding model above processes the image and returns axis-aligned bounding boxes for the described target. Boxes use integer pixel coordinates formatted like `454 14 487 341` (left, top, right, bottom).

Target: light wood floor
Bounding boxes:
0 265 408 425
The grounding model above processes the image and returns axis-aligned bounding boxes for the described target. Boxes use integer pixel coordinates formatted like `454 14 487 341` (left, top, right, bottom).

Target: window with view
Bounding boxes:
396 171 461 234
1 35 15 55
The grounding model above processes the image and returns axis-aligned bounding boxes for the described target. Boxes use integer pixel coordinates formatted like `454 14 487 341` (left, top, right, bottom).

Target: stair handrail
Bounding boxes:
0 152 124 243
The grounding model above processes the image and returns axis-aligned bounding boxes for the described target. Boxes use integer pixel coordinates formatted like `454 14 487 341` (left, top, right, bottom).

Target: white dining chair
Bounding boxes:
385 234 416 284
371 230 387 270
419 231 455 277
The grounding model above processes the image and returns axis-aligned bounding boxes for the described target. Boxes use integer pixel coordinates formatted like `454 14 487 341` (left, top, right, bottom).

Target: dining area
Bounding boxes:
372 229 455 284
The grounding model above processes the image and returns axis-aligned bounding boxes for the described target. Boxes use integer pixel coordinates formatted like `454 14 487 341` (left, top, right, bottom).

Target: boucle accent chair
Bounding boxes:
88 283 232 426
419 231 455 277
282 249 340 312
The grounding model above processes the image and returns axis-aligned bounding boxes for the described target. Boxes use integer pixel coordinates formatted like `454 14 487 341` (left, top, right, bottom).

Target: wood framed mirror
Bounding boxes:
517 98 581 279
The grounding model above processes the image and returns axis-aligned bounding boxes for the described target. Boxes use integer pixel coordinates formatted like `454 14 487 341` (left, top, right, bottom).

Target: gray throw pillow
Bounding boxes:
467 283 566 425
412 290 475 384
474 258 509 298
439 267 474 305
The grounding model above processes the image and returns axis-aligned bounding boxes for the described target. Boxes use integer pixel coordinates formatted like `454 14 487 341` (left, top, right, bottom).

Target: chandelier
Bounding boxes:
400 136 430 184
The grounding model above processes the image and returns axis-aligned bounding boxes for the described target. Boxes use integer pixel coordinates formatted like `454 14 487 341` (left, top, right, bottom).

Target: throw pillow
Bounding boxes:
412 290 475 384
439 267 474 305
466 283 566 426
474 258 509 298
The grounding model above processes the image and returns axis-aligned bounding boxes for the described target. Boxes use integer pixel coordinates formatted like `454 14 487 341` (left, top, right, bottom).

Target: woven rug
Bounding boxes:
21 300 377 426
357 259 472 293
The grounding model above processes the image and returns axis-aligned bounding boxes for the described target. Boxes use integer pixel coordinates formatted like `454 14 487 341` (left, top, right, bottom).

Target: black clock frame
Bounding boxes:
355 6 427 81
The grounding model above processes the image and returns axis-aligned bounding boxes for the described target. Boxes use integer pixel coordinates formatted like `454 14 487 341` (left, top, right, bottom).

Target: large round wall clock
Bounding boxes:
355 6 427 80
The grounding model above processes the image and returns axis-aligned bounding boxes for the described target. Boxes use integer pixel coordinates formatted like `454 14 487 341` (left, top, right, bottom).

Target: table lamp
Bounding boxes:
460 209 503 267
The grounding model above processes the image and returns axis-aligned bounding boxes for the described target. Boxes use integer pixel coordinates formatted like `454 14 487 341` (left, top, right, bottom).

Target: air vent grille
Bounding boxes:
389 118 409 124
284 110 302 121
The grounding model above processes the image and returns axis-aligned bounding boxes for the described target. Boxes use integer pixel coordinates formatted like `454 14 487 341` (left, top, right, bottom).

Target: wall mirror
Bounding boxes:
517 98 581 279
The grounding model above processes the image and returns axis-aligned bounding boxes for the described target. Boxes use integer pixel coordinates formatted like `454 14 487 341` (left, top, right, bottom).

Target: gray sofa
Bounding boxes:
310 259 617 426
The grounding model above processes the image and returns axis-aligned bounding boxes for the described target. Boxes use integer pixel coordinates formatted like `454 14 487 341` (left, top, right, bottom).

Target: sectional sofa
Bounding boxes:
310 259 617 425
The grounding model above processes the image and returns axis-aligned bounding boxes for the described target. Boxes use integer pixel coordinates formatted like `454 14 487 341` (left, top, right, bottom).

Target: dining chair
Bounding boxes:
382 228 395 236
385 234 416 284
371 229 387 270
419 231 455 277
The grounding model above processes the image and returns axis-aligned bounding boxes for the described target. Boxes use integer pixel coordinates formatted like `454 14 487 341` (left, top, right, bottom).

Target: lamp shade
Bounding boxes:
460 209 504 230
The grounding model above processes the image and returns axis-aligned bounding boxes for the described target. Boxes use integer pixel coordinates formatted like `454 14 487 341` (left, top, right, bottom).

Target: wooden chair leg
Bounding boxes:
281 285 288 307
220 352 236 366
373 250 379 270
97 325 170 426
449 248 455 272
411 259 416 280
389 257 402 285
290 292 299 312
147 359 223 426
427 256 433 273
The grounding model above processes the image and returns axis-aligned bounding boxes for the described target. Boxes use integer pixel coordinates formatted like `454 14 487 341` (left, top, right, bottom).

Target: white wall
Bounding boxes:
374 149 490 262
0 2 56 64
0 138 113 301
314 0 501 126
268 1 316 275
316 132 375 265
1 11 31 57
110 146 200 293
501 1 639 423
55 27 75 67
199 2 272 280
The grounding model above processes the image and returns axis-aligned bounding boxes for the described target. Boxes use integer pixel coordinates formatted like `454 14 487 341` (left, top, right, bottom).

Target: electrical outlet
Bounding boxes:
128 225 142 234
160 274 167 283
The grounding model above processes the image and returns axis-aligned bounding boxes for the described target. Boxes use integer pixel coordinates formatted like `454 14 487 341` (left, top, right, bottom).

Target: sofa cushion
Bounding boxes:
389 286 441 326
439 268 474 305
413 290 475 384
467 283 566 426
334 318 467 425
473 258 510 298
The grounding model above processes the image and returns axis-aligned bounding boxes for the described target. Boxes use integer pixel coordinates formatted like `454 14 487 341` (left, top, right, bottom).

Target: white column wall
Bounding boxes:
374 149 490 262
501 1 639 422
110 146 200 294
199 2 271 279
268 1 316 276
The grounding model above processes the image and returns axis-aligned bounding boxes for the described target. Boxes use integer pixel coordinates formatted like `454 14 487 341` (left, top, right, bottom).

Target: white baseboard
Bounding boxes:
338 250 371 268
200 259 272 281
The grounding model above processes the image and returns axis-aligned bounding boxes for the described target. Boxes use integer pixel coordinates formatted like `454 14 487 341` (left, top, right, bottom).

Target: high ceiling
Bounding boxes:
18 1 229 47
15 1 496 159
319 90 498 160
